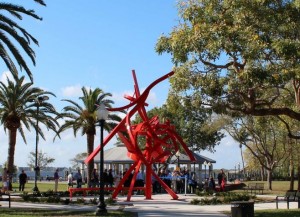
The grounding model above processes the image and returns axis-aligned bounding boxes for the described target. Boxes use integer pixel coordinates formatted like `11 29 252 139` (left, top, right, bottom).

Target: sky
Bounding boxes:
0 0 242 170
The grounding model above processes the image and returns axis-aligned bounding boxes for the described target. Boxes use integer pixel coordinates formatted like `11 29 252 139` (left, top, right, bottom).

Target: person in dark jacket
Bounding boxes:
19 170 27 191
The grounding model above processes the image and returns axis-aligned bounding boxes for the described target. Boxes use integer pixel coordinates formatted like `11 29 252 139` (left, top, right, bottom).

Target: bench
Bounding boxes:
244 183 264 194
0 192 11 208
69 187 145 200
255 183 264 194
276 190 299 209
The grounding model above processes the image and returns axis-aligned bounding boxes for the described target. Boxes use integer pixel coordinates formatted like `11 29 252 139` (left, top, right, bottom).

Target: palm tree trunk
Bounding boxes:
240 144 245 179
87 133 95 187
7 128 17 176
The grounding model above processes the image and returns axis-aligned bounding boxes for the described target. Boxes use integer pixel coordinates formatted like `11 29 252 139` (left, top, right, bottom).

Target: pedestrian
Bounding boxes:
54 169 59 192
67 172 73 189
152 169 159 194
123 168 131 187
6 169 12 191
217 169 225 186
135 169 144 194
91 168 99 187
208 176 216 191
188 172 197 193
107 169 114 187
2 167 8 191
19 170 28 191
220 177 226 191
103 169 109 187
74 169 82 188
114 171 122 188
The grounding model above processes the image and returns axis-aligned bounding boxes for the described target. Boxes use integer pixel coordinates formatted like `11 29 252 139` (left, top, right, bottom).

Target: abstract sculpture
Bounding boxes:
85 70 196 201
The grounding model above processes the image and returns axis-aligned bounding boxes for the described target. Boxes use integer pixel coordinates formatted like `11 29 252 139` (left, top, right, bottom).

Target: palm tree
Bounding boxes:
57 87 123 186
0 1 46 82
0 73 60 174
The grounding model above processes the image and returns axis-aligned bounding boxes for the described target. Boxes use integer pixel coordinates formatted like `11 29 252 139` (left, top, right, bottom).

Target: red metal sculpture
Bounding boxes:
85 70 196 201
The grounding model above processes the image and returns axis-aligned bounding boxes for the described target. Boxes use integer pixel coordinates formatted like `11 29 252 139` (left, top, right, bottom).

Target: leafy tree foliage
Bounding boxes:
27 150 55 170
69 152 88 170
226 116 289 190
166 92 224 152
0 1 46 81
156 0 300 139
0 73 59 174
57 87 123 186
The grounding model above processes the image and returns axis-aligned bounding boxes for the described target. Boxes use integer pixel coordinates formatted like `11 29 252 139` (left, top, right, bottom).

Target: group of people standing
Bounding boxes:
67 168 115 189
151 168 198 194
1 167 28 192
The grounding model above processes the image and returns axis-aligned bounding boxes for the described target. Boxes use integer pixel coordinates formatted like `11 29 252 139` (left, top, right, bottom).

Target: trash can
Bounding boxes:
231 201 254 217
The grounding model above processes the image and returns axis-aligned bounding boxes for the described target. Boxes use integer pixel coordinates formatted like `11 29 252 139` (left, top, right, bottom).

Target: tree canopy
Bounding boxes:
156 0 300 139
0 1 46 81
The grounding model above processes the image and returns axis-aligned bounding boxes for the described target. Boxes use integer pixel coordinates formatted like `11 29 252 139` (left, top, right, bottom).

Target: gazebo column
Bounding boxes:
145 164 152 199
199 163 203 184
81 162 85 182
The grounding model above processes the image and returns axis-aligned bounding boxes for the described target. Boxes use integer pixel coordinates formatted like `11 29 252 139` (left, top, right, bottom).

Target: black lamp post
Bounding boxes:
237 162 240 180
33 96 49 192
235 165 237 179
95 104 108 215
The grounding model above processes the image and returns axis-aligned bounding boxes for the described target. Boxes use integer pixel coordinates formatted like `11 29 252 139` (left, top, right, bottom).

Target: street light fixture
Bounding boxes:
32 96 49 192
95 104 108 215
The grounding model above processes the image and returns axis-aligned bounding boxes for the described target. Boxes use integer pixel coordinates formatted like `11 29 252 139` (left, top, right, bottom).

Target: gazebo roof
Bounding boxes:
77 143 216 164
170 152 216 164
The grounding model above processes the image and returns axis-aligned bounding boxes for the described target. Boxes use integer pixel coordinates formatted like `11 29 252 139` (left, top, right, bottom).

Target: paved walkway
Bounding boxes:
1 193 299 216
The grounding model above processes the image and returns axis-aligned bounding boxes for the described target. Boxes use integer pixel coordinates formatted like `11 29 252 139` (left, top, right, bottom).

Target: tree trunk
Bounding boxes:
7 128 17 176
240 144 246 179
290 159 294 190
260 166 265 181
267 169 273 190
87 133 95 187
297 152 300 191
298 163 300 191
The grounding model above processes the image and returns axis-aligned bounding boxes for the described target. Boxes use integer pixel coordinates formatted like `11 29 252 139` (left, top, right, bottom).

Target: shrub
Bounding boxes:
90 197 98 205
190 198 201 205
76 197 86 204
21 192 30 201
105 196 116 205
223 193 253 203
46 196 61 203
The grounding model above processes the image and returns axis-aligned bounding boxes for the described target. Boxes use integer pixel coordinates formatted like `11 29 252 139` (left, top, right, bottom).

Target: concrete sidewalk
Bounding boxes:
0 193 298 217
117 194 299 217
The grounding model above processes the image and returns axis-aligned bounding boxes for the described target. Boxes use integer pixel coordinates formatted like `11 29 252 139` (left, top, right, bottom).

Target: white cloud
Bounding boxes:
112 88 159 109
61 85 82 97
112 90 134 105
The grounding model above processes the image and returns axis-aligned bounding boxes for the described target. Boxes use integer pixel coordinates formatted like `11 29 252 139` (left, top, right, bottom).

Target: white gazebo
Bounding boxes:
76 142 216 184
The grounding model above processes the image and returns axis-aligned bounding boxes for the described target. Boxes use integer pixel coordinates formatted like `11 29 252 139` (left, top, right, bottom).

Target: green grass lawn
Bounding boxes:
15 180 296 194
235 180 298 195
0 208 136 217
224 209 300 217
11 181 78 192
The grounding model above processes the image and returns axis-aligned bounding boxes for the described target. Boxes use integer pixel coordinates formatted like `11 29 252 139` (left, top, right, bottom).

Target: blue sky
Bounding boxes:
0 0 241 170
